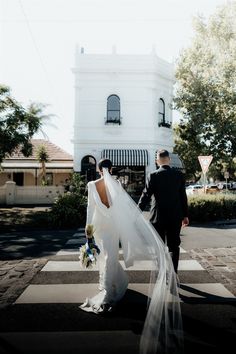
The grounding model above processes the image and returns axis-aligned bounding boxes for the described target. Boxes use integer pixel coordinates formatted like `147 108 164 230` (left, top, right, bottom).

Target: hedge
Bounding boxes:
188 193 236 222
49 173 87 228
49 192 87 228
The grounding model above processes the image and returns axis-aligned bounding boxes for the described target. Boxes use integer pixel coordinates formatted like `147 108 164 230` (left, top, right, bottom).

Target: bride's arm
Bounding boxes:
85 182 95 238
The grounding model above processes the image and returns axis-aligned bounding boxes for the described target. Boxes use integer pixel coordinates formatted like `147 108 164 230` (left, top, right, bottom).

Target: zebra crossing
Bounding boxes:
0 228 234 354
15 228 234 305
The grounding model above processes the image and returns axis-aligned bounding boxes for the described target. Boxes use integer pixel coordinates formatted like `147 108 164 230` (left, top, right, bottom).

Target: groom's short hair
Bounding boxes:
156 149 169 159
98 158 113 171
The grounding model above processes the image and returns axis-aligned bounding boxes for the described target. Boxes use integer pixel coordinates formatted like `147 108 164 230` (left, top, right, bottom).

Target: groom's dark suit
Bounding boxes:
138 165 188 272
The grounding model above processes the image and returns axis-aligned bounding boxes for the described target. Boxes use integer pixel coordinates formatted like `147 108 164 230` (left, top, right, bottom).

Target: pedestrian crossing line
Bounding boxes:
57 248 187 256
56 249 80 256
72 232 84 237
58 245 187 256
41 259 204 272
13 229 236 306
15 282 235 305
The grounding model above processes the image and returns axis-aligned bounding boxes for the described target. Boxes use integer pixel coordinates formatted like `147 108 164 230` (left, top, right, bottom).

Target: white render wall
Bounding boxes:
73 48 174 174
0 182 64 205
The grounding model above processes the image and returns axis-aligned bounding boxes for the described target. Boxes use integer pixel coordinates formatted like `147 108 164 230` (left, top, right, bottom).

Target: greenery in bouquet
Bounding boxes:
78 241 100 268
79 224 100 268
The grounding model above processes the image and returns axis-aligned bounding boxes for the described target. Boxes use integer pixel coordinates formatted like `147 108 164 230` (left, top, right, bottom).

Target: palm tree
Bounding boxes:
36 145 49 185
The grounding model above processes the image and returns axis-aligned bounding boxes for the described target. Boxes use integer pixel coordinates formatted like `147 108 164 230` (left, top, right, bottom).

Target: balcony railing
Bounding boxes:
158 121 172 128
104 117 122 125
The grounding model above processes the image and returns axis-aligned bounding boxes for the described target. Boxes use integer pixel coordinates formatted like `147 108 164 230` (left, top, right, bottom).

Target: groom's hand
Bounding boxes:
182 217 189 227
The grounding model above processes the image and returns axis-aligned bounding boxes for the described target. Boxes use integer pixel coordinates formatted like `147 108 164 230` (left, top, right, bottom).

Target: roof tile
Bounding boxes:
6 139 73 162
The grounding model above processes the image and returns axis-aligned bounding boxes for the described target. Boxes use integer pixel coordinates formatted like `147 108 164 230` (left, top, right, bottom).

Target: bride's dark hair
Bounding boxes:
98 158 112 172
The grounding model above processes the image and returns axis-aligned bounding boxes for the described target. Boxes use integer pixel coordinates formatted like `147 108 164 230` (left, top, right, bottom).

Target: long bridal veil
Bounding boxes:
103 168 184 354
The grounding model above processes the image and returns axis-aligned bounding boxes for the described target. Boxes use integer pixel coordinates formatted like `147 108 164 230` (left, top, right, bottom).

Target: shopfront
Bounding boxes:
101 149 149 201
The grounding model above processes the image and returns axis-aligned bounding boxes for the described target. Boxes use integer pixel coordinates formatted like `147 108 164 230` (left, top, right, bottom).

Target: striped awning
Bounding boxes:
101 149 149 166
155 152 184 169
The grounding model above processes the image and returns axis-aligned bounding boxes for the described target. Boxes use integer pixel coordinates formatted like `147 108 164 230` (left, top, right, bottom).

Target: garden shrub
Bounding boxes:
188 193 236 222
50 173 87 228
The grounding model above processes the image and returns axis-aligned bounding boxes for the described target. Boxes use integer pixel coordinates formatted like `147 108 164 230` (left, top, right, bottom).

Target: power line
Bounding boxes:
18 0 55 99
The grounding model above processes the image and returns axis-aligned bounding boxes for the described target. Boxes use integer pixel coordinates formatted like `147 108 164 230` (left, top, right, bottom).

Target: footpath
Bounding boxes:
0 223 235 354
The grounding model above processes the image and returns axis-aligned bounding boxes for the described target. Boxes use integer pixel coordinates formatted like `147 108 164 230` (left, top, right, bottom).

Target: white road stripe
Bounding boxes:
58 247 187 256
41 260 204 272
15 283 235 304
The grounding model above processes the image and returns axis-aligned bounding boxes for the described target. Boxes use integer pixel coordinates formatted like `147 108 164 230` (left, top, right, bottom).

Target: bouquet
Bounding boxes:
78 224 100 268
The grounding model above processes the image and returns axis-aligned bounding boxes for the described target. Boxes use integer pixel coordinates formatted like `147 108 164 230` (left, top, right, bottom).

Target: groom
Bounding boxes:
138 149 189 273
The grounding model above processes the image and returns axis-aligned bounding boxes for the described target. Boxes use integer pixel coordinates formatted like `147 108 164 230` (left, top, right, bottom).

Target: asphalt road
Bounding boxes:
0 229 76 260
1 222 235 260
180 222 236 249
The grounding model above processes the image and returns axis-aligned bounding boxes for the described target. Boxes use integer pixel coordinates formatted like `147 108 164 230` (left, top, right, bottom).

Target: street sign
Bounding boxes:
198 155 213 174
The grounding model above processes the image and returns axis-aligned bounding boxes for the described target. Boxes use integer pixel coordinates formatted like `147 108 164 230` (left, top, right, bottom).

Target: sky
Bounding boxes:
0 0 229 155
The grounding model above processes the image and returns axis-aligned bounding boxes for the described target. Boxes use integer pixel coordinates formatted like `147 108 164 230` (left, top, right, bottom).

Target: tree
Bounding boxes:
0 84 49 164
36 145 49 185
173 2 236 181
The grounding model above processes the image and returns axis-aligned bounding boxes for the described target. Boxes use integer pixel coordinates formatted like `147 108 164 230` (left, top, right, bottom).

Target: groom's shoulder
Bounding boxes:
149 169 160 179
151 167 163 175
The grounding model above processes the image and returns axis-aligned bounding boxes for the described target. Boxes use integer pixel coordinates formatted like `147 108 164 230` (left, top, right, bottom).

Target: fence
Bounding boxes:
0 185 6 205
0 181 64 205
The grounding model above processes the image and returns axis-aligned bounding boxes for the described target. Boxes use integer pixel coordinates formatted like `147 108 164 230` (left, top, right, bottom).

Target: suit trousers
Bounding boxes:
152 220 182 273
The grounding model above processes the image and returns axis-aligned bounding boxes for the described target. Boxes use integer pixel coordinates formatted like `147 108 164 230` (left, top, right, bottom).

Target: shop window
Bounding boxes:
111 166 145 202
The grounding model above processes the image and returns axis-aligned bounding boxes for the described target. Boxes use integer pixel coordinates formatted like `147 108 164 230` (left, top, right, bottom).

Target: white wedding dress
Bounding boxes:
80 179 129 313
80 169 184 354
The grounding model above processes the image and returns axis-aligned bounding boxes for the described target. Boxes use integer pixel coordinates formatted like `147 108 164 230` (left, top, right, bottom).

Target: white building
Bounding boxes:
73 47 182 198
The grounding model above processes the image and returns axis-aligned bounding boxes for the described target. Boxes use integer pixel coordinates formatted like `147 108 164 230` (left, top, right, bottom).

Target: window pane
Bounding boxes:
107 110 119 121
159 98 165 114
107 95 120 110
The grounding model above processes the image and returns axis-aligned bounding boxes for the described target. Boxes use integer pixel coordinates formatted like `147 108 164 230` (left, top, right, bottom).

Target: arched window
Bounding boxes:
158 98 171 128
81 155 96 181
106 95 121 124
158 98 165 123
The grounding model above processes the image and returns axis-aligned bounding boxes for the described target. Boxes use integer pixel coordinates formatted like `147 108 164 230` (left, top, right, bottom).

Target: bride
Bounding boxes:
80 158 183 354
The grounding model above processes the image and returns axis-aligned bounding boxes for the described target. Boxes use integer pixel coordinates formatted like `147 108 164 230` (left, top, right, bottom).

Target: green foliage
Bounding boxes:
50 173 87 228
36 145 49 163
188 193 236 222
36 145 50 185
0 84 51 163
173 3 236 181
67 172 87 195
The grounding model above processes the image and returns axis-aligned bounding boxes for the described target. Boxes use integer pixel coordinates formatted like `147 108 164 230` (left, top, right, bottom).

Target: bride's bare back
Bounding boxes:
95 178 110 208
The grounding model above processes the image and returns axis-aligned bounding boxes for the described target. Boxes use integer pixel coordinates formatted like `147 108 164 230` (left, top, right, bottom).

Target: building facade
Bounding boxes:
0 139 73 187
73 47 182 199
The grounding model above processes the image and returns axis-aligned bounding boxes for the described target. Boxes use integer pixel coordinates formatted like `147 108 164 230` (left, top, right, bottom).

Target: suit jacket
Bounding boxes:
138 165 188 224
